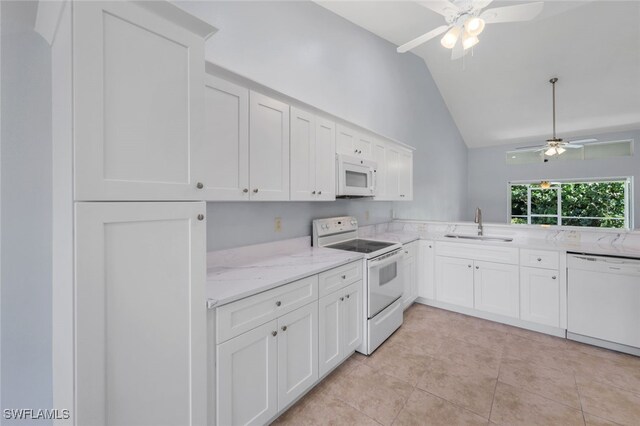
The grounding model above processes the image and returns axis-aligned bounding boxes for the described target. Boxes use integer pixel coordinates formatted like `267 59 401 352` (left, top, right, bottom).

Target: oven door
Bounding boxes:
368 249 404 318
336 155 376 197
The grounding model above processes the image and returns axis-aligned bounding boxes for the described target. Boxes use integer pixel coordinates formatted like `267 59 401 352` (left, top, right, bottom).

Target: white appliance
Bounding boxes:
568 253 640 356
336 154 376 198
313 217 403 355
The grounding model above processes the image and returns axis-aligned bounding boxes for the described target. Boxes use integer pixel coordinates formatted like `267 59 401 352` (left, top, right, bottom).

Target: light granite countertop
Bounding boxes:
206 237 364 307
206 223 640 307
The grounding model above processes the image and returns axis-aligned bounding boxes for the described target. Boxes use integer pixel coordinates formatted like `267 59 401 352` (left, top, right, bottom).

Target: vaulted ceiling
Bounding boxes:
316 1 640 148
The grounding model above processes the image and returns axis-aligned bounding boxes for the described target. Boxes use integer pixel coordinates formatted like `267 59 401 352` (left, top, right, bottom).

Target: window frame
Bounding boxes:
508 177 633 230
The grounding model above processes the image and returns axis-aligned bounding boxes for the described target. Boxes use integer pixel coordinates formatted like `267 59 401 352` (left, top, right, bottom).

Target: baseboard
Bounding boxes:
414 297 566 338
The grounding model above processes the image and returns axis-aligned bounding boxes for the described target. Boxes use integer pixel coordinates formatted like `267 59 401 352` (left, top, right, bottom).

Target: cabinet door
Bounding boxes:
343 282 363 354
402 244 417 309
373 142 388 199
203 75 249 200
314 117 336 200
73 2 205 201
474 261 520 318
249 91 290 200
290 107 316 201
75 202 206 426
318 291 343 377
398 150 413 201
355 134 374 159
336 124 356 156
520 267 560 327
385 146 401 200
435 256 474 308
217 320 278 426
418 241 435 299
277 303 318 410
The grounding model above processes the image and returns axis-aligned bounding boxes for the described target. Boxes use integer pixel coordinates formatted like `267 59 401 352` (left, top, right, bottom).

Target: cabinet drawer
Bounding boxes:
217 275 318 343
520 249 559 270
436 242 519 265
318 261 362 297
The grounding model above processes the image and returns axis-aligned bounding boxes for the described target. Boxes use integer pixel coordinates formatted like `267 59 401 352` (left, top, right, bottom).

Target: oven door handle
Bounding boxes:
369 249 404 267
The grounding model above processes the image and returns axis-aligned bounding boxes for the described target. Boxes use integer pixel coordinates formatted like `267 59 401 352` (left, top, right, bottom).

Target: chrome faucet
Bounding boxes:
474 207 483 236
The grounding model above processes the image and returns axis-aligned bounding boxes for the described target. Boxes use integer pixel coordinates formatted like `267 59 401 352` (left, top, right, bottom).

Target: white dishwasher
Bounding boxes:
568 253 640 356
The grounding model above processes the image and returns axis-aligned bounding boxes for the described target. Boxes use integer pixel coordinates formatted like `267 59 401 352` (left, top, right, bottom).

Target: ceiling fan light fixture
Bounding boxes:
462 30 479 50
440 26 461 49
464 17 485 36
556 146 566 155
545 147 557 156
540 181 551 189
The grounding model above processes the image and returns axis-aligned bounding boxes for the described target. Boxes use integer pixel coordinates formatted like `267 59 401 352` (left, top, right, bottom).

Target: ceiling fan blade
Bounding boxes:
480 2 544 24
473 0 494 11
417 1 460 18
397 25 450 53
563 144 584 149
515 144 545 150
567 138 598 144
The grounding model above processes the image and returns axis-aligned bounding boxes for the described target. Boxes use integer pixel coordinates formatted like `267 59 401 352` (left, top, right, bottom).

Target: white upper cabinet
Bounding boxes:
290 108 336 201
336 124 358 156
290 107 316 201
355 134 374 159
314 117 337 200
373 141 387 198
249 91 290 201
385 145 401 200
398 150 413 200
73 1 211 201
203 75 249 200
376 143 413 201
336 124 373 160
75 202 207 426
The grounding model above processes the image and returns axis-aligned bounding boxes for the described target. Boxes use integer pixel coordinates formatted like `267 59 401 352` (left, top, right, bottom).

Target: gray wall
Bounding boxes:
175 1 468 250
1 0 53 421
467 129 640 228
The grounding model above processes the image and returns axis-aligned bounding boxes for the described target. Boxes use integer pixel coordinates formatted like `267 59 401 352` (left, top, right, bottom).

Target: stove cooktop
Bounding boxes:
326 239 397 254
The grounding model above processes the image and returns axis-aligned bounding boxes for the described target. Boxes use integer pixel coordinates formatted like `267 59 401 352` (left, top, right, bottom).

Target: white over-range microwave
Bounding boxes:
336 154 377 198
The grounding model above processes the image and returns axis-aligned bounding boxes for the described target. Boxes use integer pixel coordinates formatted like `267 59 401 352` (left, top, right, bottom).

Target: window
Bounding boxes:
509 178 632 229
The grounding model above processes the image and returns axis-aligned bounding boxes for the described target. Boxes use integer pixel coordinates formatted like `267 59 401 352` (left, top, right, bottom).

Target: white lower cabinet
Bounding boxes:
318 281 363 377
436 255 519 318
402 241 418 309
435 256 474 308
217 320 278 426
417 240 435 299
217 302 318 425
520 266 560 327
75 202 207 426
277 303 319 410
474 261 520 318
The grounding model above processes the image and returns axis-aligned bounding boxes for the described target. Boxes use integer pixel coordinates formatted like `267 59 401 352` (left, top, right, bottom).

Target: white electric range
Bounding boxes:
312 217 404 355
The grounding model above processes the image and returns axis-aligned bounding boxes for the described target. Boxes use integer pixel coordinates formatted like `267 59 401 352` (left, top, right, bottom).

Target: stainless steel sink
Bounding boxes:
444 234 513 243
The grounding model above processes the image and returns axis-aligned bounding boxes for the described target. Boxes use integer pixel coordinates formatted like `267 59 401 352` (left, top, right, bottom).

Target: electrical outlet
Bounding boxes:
365 210 370 221
275 217 282 232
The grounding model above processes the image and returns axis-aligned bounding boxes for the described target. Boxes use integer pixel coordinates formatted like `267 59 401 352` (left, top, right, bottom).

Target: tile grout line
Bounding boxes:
487 345 505 423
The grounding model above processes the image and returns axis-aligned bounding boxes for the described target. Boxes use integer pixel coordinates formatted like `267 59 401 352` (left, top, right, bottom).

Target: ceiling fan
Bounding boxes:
397 0 544 60
515 78 598 156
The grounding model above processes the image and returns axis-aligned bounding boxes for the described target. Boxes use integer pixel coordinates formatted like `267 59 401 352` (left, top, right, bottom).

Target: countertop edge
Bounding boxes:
208 254 365 307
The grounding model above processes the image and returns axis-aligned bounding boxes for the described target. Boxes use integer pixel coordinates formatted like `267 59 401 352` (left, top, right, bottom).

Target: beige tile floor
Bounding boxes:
272 304 640 426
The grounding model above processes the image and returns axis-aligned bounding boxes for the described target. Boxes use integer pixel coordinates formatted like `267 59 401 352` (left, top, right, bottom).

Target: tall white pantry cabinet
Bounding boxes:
51 2 216 425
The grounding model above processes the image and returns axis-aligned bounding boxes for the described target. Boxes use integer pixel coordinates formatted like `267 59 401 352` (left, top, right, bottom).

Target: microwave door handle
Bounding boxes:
370 250 403 267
